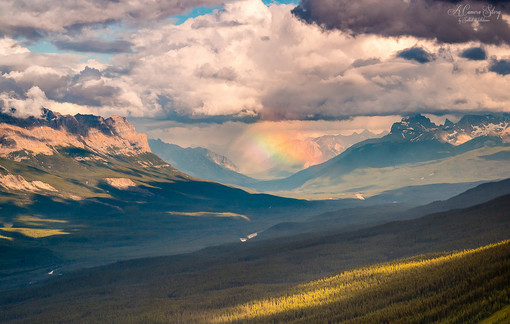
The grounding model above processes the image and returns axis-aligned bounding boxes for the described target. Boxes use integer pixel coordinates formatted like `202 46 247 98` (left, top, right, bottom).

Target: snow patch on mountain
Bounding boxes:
206 151 240 172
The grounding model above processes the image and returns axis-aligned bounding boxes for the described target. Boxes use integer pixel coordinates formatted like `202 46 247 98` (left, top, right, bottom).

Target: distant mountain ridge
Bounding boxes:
251 114 510 195
405 177 510 219
260 130 385 177
149 139 257 186
311 129 386 161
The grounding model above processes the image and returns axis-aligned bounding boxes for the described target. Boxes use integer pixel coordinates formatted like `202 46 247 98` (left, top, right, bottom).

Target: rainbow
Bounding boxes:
242 133 324 170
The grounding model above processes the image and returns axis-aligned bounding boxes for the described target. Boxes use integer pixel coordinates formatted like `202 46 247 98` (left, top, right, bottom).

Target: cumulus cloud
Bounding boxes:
292 0 510 44
460 47 487 60
111 0 510 120
0 86 49 117
0 39 142 117
2 0 510 122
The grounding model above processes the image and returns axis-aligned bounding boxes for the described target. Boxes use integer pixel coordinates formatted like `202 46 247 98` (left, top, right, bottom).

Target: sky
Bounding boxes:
0 0 510 175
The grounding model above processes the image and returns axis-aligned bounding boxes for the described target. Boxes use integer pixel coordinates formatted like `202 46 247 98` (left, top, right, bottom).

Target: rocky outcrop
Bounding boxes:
0 108 150 158
0 174 57 192
104 178 137 190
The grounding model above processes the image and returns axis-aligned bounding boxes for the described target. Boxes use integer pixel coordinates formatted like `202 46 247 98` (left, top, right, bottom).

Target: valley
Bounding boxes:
0 110 509 323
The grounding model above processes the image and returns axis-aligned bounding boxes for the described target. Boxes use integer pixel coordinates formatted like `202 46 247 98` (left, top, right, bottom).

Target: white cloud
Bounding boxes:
111 0 510 120
2 0 510 121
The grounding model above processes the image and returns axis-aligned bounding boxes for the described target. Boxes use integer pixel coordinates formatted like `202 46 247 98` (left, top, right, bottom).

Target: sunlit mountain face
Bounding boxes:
1 0 510 323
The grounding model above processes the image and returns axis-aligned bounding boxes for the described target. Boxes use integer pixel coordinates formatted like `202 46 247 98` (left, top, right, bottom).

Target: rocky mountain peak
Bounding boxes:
388 114 438 142
386 113 510 145
0 108 150 158
106 115 137 137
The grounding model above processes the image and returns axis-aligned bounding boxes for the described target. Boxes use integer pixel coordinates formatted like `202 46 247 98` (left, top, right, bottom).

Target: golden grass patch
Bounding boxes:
1 227 71 238
16 215 68 225
168 211 250 221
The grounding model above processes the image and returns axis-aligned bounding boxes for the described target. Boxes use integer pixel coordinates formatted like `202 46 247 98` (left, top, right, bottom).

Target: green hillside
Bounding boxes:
0 148 344 290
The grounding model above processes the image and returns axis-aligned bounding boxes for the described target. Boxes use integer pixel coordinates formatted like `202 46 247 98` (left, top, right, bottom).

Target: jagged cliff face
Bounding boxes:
387 114 510 145
0 109 150 158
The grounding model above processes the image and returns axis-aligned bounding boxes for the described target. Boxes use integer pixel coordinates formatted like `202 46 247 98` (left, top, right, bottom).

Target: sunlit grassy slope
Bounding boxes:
2 240 508 323
212 240 510 323
480 305 510 324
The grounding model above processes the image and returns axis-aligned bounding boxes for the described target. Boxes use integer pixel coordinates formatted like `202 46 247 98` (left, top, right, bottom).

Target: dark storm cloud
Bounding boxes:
292 0 510 44
72 67 102 82
0 26 46 41
489 58 510 75
460 47 487 60
62 84 120 107
54 39 132 53
57 66 121 106
0 76 24 96
397 47 434 63
12 73 71 101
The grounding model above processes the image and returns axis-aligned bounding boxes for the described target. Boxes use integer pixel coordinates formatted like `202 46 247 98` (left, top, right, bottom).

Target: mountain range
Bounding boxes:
252 114 510 197
310 129 387 159
252 129 386 178
149 114 510 197
0 108 150 157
